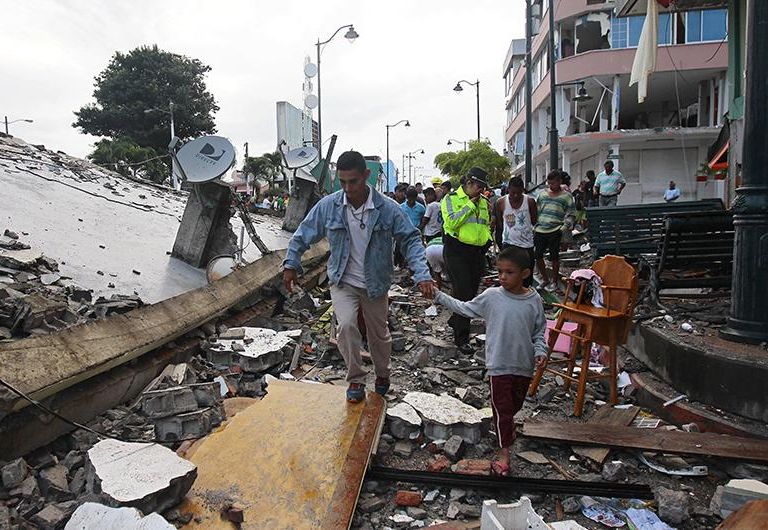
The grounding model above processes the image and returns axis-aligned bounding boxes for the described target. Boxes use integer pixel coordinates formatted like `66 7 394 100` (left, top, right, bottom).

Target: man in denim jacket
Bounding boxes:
283 151 434 403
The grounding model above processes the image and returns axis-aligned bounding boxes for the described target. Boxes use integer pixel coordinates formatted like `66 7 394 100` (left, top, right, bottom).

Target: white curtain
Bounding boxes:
630 0 659 103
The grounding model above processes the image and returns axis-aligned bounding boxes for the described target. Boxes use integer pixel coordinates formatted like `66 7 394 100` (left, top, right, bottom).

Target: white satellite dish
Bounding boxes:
304 62 318 78
175 135 236 183
304 94 318 109
284 146 318 169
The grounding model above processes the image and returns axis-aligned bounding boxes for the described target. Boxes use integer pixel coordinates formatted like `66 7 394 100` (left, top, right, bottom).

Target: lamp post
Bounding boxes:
525 0 533 186
452 79 480 140
144 102 177 189
386 119 410 192
315 24 358 162
3 116 33 135
406 148 424 184
548 0 558 172
447 139 468 151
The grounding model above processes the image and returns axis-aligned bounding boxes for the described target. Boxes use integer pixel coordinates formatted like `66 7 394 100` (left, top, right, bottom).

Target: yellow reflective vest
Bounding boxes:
440 185 491 247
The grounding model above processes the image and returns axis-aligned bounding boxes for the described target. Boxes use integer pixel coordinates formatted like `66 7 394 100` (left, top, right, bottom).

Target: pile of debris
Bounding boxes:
0 228 143 341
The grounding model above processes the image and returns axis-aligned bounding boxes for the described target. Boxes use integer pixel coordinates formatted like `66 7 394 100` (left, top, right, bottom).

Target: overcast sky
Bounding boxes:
1 1 524 184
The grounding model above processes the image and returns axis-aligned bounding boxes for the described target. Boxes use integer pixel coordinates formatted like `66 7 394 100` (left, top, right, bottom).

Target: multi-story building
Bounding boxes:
503 1 729 204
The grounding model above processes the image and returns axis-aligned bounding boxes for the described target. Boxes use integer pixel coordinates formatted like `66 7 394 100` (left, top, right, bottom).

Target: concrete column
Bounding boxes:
609 143 621 171
561 149 571 175
612 75 621 130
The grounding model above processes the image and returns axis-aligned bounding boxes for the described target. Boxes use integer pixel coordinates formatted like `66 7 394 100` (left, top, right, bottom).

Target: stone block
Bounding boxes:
64 502 175 529
655 486 689 525
395 490 423 507
358 496 387 513
1 458 29 489
9 474 39 498
31 503 71 530
393 441 413 458
602 461 627 482
407 507 427 520
38 464 73 501
403 392 484 443
141 386 198 419
443 435 465 461
422 336 459 361
391 332 406 352
189 382 222 408
719 479 768 518
86 439 197 514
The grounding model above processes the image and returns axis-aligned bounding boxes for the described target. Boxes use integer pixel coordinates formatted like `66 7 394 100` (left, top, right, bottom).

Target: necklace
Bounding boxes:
350 207 366 229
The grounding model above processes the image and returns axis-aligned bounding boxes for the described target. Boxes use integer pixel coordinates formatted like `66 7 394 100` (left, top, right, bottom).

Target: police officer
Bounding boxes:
441 167 492 353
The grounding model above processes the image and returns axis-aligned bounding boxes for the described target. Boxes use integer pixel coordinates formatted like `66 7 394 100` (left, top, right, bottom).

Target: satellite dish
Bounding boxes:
284 146 318 169
304 94 318 109
206 255 238 283
175 136 236 183
304 62 318 78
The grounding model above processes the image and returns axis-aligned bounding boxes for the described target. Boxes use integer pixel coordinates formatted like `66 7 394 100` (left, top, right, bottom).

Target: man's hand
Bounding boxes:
418 280 436 299
535 355 547 369
283 268 298 293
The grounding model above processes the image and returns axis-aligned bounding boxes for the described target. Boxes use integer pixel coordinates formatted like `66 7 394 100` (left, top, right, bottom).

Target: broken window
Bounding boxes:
575 12 612 53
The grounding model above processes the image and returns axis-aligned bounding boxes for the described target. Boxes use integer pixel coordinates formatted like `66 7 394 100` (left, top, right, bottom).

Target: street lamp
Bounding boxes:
447 138 468 151
144 102 177 189
3 116 33 135
315 24 359 163
452 79 480 140
406 148 424 184
385 119 410 192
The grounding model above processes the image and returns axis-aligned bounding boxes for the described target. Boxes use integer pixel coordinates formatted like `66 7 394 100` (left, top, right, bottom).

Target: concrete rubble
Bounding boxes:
65 502 175 529
85 439 197 514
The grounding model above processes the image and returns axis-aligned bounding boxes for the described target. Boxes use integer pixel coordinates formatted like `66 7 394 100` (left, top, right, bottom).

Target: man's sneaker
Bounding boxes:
374 377 390 396
346 383 366 403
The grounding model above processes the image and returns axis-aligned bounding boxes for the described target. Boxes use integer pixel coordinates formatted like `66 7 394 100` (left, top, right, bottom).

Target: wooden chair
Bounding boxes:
529 255 638 416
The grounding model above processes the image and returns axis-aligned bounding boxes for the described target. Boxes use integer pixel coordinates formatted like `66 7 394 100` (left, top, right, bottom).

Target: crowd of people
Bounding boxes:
279 150 633 476
246 191 290 212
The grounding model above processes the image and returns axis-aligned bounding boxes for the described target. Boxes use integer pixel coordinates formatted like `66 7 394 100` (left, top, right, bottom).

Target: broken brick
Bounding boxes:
395 490 423 507
454 459 491 476
427 455 452 473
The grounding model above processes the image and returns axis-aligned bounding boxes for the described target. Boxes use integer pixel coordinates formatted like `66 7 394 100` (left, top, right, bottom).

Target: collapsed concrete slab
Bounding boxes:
207 327 297 373
85 439 197 514
386 402 422 440
65 502 175 529
153 406 224 442
403 392 486 443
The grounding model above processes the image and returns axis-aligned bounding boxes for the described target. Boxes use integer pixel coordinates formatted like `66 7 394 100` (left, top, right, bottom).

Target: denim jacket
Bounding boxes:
282 187 431 299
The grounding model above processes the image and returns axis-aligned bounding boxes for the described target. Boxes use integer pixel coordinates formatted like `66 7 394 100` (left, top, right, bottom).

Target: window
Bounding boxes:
687 9 727 43
687 11 702 42
658 13 672 45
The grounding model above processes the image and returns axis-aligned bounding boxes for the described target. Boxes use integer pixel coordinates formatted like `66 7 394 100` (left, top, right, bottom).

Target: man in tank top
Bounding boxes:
494 176 537 287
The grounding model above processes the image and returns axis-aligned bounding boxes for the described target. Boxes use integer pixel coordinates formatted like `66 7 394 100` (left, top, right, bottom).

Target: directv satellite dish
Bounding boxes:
304 94 318 109
174 136 236 183
284 146 318 169
304 62 318 78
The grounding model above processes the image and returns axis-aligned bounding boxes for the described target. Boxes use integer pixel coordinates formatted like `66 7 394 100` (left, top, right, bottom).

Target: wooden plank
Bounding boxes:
0 242 329 413
572 405 640 464
522 421 768 462
178 380 385 530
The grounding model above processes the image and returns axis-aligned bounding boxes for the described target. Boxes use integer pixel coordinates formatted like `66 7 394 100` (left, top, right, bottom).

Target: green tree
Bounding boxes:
433 140 511 187
88 137 167 181
73 45 219 182
243 151 286 188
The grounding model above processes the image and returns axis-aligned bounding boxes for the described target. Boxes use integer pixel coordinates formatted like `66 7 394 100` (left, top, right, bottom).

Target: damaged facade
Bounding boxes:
503 0 730 203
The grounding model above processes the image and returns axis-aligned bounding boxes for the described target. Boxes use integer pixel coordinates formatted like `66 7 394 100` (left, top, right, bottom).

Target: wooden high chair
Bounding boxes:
529 255 638 416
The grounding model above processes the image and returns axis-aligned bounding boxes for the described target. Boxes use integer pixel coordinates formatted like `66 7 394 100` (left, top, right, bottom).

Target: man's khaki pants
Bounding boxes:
330 284 391 384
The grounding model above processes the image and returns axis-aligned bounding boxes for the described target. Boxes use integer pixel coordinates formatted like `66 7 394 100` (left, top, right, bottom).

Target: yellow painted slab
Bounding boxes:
179 380 385 529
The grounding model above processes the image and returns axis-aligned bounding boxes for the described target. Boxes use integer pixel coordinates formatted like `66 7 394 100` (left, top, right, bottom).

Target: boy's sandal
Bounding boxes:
491 461 510 477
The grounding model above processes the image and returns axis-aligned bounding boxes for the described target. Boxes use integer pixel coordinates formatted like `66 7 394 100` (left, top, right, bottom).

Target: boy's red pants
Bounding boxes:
489 374 532 448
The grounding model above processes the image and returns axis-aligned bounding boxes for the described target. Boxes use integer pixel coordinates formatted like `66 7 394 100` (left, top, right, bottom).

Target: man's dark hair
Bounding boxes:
604 160 614 167
406 186 418 199
546 170 562 182
586 170 596 178
424 187 436 198
497 246 532 271
415 182 423 189
336 151 367 174
395 182 408 193
441 181 452 191
508 176 524 189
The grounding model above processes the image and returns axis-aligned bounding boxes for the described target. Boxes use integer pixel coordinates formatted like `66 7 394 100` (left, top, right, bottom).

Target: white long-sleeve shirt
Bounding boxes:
435 287 547 377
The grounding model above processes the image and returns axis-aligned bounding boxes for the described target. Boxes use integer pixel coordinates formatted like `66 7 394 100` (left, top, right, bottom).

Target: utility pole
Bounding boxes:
524 0 534 187
548 0 559 172
721 0 768 344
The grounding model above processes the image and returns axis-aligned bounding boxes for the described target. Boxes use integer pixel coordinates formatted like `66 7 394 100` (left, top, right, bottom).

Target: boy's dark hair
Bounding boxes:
406 186 418 199
508 176 524 189
586 169 596 178
497 246 532 271
424 187 436 198
441 180 452 191
415 182 423 189
336 151 367 174
546 170 562 182
395 182 408 193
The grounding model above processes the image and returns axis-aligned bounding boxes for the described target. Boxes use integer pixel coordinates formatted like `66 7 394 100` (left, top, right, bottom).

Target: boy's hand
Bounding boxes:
534 355 547 369
418 280 436 299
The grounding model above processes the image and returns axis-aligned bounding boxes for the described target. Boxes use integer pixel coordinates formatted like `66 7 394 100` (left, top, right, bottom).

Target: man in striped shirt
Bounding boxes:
595 160 626 207
534 170 575 292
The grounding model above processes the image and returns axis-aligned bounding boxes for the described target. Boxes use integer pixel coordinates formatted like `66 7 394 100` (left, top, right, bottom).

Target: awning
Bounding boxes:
708 141 728 170
707 119 729 170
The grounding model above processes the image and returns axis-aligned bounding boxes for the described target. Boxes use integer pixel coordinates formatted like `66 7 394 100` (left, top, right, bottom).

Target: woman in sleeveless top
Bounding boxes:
494 176 537 286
